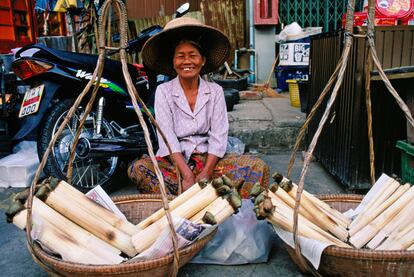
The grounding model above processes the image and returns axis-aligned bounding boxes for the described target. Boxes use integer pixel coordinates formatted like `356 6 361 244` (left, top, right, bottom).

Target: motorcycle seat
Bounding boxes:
17 44 139 88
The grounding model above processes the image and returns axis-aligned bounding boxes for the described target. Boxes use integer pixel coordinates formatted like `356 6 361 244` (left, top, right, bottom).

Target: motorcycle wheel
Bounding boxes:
37 99 119 192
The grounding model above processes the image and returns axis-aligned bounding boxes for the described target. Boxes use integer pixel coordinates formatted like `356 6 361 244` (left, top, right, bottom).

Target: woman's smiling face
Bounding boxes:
173 41 206 80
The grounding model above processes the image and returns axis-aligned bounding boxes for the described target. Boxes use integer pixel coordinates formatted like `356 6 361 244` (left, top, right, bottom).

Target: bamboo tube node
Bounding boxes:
202 211 217 225
279 179 293 192
254 191 266 206
250 182 264 197
216 185 231 196
228 191 242 210
272 172 284 184
269 183 278 193
13 189 31 203
198 178 209 188
222 175 235 188
212 177 224 188
263 197 275 214
5 200 25 223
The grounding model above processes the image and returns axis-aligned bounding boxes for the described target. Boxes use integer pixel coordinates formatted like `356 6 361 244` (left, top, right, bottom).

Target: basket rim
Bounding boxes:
317 193 414 261
31 194 217 274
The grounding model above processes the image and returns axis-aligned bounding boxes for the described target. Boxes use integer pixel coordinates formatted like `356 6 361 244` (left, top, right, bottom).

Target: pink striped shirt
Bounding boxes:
154 77 228 162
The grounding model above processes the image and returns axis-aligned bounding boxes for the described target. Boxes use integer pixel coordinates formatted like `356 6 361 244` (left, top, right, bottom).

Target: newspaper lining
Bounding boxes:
129 217 216 262
86 185 126 219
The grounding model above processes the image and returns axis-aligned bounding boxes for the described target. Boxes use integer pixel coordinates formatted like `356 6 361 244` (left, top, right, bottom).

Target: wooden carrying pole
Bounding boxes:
283 0 357 274
284 0 414 274
24 1 181 275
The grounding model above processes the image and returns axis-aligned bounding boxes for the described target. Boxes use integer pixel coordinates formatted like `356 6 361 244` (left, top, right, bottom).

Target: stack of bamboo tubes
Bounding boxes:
251 172 351 248
253 172 414 251
6 175 242 264
131 175 242 253
348 176 414 250
6 177 132 264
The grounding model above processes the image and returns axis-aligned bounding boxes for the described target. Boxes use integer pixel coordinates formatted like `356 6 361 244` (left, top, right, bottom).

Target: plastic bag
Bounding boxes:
275 22 322 43
226 136 245 155
190 200 276 264
0 141 42 187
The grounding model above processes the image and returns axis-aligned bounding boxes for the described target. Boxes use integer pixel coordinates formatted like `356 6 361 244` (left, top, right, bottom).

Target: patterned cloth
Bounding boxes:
128 153 270 199
155 77 228 162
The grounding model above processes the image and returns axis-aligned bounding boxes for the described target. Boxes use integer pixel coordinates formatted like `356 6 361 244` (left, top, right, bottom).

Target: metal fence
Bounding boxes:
278 0 364 31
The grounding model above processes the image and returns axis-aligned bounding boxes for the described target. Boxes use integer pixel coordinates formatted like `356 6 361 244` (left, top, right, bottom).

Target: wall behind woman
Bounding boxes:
126 0 246 65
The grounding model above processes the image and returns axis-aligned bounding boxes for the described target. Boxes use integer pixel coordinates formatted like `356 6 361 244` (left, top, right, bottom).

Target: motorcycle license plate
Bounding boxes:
19 85 44 118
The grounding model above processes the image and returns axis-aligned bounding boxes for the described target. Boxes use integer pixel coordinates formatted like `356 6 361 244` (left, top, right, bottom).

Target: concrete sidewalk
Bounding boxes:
229 96 306 152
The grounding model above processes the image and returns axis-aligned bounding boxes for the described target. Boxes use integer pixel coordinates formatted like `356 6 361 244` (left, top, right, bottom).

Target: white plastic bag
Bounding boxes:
275 22 322 43
0 141 42 187
190 200 276 264
226 136 245 155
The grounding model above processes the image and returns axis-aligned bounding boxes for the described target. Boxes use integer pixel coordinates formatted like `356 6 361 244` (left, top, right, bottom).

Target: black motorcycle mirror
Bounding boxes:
174 2 190 19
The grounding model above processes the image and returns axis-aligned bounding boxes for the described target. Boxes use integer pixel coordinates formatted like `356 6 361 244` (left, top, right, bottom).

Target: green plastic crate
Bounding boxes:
396 140 414 185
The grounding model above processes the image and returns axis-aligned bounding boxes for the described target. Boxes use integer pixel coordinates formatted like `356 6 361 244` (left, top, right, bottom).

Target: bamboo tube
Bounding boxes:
11 208 28 230
268 184 317 224
364 184 413 249
195 203 234 225
38 185 137 257
37 221 113 264
367 206 414 249
268 189 348 241
138 181 207 229
30 197 122 256
349 185 414 249
349 183 410 237
285 183 350 229
268 209 350 248
377 225 414 250
6 191 123 259
274 174 351 227
211 204 235 224
131 184 219 253
11 206 124 264
349 178 400 231
43 178 139 236
276 182 348 241
193 192 242 225
190 197 229 223
267 194 349 247
376 220 414 250
355 177 397 215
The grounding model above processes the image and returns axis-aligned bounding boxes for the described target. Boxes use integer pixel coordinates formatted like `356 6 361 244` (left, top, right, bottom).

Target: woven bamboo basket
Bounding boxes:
30 194 216 277
285 194 414 276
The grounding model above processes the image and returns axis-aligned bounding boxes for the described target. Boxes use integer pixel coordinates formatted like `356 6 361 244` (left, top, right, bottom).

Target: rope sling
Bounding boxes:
286 0 414 275
25 0 183 275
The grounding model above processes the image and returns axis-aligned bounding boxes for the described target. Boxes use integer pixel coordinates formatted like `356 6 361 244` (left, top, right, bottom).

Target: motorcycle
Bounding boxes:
10 3 190 192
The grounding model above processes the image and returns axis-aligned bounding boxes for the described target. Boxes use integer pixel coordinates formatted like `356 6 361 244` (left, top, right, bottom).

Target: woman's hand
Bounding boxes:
195 170 213 183
182 172 196 191
195 154 219 183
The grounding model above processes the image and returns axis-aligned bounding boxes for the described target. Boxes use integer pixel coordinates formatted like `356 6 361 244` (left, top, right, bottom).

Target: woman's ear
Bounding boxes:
202 57 206 66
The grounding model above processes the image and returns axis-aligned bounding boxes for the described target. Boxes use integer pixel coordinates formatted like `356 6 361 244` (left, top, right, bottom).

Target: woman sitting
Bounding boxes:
128 17 269 198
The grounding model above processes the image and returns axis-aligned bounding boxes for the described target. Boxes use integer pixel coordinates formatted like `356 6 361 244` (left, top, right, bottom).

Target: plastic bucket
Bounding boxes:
286 79 300 108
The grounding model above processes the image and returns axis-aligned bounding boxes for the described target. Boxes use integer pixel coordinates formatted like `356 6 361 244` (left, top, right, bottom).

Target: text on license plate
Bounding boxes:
19 85 45 118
